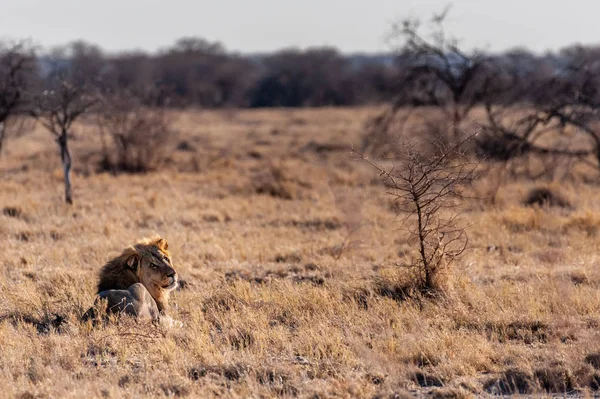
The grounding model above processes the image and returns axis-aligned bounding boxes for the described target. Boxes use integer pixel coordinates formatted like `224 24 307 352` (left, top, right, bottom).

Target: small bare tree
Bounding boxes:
0 42 36 155
30 75 97 204
359 135 479 295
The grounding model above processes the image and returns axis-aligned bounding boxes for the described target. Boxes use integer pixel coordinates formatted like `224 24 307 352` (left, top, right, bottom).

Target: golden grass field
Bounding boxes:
2 107 600 398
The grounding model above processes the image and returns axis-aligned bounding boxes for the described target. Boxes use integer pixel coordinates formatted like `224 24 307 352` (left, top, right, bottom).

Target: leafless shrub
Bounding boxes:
359 134 479 295
97 91 177 173
252 163 294 199
251 161 307 200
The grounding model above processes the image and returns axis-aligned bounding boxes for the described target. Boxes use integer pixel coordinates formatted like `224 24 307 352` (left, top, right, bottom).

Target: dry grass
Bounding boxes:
2 107 600 397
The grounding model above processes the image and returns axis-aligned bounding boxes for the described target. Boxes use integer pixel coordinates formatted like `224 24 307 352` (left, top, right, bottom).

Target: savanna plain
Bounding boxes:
2 107 600 398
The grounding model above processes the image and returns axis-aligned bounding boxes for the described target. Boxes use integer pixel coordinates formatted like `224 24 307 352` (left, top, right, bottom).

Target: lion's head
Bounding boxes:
97 236 178 312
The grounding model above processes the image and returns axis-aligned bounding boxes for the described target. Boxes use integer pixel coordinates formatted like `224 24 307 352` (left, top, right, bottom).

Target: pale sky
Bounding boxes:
1 0 599 54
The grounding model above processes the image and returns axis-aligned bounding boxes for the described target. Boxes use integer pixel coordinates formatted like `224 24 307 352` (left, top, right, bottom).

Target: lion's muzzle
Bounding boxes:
162 272 178 290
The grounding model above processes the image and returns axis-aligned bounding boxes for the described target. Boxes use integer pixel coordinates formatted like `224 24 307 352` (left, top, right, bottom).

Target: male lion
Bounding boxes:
83 236 179 324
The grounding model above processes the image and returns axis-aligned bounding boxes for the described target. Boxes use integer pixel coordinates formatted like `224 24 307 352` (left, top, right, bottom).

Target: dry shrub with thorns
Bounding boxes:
98 92 177 173
360 136 479 295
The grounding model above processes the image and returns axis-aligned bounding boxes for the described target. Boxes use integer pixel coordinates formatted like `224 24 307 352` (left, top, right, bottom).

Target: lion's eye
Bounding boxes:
150 263 159 269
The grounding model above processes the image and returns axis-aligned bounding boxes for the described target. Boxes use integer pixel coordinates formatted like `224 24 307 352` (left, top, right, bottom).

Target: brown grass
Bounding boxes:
2 106 600 397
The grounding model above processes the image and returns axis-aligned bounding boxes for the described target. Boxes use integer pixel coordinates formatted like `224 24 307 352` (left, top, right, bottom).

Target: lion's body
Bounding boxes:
85 236 179 323
98 283 160 320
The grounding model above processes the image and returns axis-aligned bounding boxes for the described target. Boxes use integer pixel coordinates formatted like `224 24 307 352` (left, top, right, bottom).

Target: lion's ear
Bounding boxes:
156 238 168 251
126 254 139 271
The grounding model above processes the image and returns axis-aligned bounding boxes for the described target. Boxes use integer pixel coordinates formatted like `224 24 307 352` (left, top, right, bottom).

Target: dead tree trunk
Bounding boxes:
57 130 73 204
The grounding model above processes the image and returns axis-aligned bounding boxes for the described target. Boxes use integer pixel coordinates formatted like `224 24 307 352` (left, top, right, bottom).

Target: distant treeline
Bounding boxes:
23 37 600 108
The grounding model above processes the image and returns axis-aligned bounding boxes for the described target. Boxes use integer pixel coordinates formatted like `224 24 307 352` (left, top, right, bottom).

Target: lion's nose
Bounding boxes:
167 270 177 279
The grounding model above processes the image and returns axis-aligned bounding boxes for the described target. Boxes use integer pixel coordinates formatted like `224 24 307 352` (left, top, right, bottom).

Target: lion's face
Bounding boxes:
129 238 178 293
138 251 178 291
